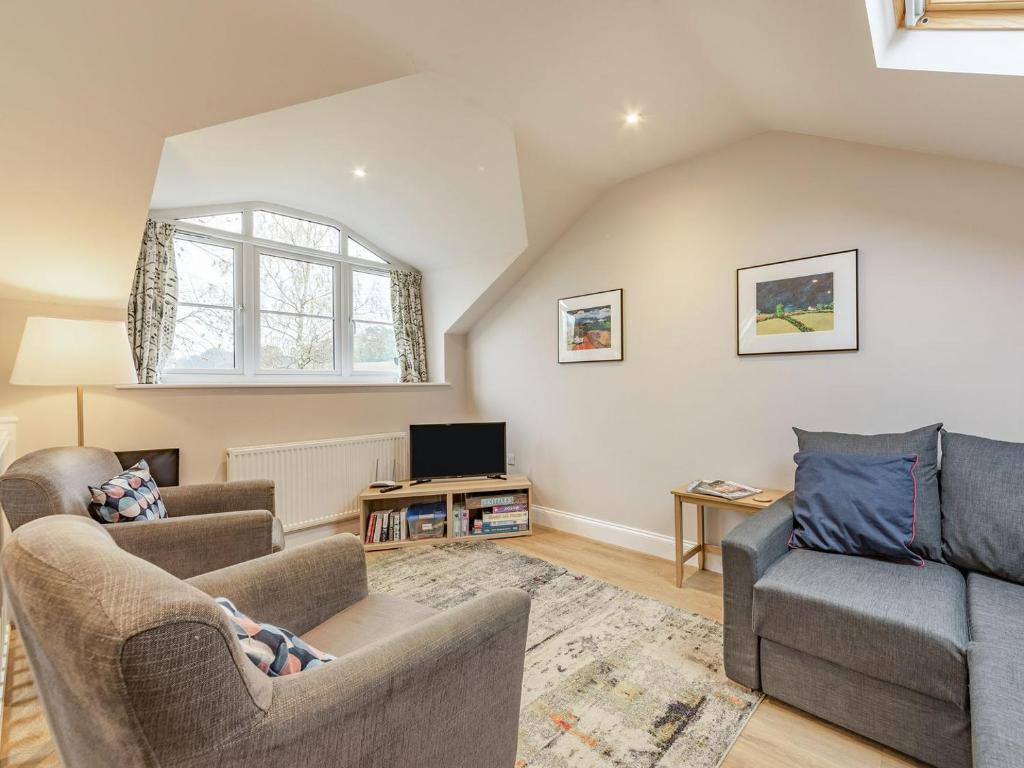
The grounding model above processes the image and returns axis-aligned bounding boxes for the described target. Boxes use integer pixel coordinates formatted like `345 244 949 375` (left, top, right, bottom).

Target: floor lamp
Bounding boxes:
10 317 139 447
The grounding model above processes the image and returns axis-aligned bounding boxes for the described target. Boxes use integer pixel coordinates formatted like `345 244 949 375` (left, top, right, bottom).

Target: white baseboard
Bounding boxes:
530 504 723 573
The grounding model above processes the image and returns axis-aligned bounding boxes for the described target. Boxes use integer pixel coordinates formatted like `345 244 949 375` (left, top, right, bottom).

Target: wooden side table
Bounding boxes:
671 486 789 586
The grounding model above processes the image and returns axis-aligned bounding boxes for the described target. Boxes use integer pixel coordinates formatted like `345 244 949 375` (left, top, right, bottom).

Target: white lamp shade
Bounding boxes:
10 317 139 386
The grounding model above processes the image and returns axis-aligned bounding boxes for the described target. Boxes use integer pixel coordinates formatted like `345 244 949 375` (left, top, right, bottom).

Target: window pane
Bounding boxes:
348 237 388 264
175 213 242 233
353 321 398 373
174 238 234 307
254 210 339 252
259 253 334 316
352 270 393 323
166 306 235 369
260 314 334 370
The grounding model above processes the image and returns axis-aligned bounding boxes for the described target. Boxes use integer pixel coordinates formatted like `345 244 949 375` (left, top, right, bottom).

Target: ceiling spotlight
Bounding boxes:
624 111 643 126
353 167 367 178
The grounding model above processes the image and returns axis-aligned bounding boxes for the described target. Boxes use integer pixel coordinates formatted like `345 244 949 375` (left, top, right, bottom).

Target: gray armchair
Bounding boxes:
2 516 531 768
0 446 283 578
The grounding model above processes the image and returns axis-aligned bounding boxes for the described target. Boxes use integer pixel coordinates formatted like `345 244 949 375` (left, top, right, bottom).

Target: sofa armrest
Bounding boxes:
187 534 368 635
160 480 275 518
722 493 794 690
255 588 531 768
107 510 276 580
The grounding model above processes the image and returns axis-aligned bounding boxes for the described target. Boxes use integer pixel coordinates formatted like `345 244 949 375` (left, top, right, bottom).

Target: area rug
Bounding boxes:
369 542 761 768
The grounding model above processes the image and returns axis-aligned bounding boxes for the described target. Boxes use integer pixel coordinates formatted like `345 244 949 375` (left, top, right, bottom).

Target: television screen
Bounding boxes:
409 422 506 480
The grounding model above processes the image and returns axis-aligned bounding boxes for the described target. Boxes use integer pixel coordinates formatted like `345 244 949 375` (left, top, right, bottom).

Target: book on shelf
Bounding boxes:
686 479 762 500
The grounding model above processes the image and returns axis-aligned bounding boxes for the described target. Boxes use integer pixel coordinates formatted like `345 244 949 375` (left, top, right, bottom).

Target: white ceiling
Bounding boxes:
4 0 1024 327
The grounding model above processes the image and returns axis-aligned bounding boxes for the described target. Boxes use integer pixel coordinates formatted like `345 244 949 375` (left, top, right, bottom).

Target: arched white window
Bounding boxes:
150 202 407 382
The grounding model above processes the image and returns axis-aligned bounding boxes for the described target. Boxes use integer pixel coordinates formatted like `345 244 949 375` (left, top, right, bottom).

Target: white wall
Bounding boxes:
0 299 474 483
468 132 1024 560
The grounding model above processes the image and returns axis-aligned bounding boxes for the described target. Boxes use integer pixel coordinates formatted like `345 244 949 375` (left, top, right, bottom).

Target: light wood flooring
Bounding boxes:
499 526 925 768
0 525 925 768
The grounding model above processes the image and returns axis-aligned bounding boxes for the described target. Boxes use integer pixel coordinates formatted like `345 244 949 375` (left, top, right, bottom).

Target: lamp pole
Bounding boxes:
76 385 85 447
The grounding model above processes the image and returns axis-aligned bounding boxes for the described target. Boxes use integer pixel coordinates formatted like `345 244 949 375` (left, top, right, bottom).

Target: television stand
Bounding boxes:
359 474 532 551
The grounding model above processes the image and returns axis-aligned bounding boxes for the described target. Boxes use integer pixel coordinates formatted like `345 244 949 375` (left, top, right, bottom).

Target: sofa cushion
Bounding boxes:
302 593 437 658
967 571 1024 645
967 641 1024 768
216 597 334 676
790 451 922 565
753 548 968 707
88 460 167 523
941 431 1024 584
793 424 942 560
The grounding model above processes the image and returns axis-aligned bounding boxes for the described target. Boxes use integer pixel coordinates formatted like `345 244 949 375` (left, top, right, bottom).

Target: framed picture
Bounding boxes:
558 289 623 363
736 249 858 356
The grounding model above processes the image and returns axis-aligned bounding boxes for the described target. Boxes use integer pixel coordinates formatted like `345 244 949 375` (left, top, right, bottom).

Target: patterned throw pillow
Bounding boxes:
88 459 167 523
216 598 335 677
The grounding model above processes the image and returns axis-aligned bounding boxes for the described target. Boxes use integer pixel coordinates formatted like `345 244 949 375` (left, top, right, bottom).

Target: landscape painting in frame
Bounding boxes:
558 289 623 363
736 250 858 356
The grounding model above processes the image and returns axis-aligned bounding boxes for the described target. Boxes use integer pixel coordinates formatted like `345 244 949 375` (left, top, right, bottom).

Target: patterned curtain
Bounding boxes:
390 270 428 383
127 219 178 384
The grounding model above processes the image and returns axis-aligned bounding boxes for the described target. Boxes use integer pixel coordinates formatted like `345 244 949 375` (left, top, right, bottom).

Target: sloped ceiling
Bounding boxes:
151 74 527 276
4 0 1024 326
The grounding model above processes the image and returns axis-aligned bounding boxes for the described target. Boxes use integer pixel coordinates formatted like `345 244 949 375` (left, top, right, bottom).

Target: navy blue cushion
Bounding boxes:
790 451 922 566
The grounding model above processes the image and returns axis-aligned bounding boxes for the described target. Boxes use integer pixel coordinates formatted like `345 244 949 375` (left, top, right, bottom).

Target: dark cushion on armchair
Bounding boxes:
753 548 969 707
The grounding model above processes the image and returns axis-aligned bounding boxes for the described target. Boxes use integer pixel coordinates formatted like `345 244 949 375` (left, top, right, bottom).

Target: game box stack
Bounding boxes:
466 492 530 535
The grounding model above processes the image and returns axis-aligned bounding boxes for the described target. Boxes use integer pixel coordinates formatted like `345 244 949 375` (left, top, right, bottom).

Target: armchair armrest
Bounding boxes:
254 588 531 768
160 480 275 518
107 510 276 580
187 533 368 635
721 492 794 690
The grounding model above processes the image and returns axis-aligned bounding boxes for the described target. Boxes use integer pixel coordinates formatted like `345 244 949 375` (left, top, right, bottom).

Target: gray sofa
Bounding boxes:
3 515 531 768
723 430 1024 768
0 446 284 578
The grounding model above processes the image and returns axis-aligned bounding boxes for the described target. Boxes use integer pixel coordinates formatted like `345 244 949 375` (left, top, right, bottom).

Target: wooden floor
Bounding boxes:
0 525 924 768
499 526 925 768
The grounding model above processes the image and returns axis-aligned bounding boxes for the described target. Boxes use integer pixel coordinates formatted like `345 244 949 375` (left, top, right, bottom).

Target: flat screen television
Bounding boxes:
409 422 506 480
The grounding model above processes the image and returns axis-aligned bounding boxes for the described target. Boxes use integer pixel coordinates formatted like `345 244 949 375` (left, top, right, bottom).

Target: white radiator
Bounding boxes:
227 432 407 532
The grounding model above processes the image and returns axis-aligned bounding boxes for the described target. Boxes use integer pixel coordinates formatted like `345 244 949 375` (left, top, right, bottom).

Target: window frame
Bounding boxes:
165 231 244 377
899 0 1024 28
349 265 399 375
152 202 409 383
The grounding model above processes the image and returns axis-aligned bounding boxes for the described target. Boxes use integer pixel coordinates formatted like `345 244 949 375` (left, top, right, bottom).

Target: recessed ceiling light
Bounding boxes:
624 111 643 126
353 167 367 178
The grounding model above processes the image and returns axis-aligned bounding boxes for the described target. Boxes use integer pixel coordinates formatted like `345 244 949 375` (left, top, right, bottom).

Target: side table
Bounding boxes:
670 485 789 586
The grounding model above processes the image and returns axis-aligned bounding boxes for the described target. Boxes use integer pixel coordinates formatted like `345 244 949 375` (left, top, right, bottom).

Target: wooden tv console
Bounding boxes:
358 474 532 552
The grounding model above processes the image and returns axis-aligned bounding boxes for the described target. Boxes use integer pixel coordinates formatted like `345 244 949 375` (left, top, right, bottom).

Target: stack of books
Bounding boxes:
365 508 406 544
467 492 529 535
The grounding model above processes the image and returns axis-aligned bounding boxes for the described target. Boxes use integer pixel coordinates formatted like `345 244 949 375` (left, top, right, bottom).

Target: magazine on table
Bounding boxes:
686 479 762 500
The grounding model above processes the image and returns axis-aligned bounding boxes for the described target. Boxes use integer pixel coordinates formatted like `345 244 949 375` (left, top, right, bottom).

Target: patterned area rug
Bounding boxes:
369 542 761 768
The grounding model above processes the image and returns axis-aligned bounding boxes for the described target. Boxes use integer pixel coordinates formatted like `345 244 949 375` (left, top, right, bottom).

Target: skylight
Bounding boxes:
867 0 1024 76
900 0 1024 29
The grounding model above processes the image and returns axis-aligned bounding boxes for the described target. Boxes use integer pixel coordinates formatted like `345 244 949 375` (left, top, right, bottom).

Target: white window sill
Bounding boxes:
116 381 450 391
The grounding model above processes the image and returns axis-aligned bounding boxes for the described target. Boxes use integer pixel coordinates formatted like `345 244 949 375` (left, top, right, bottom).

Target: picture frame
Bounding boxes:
557 289 623 364
736 249 858 356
